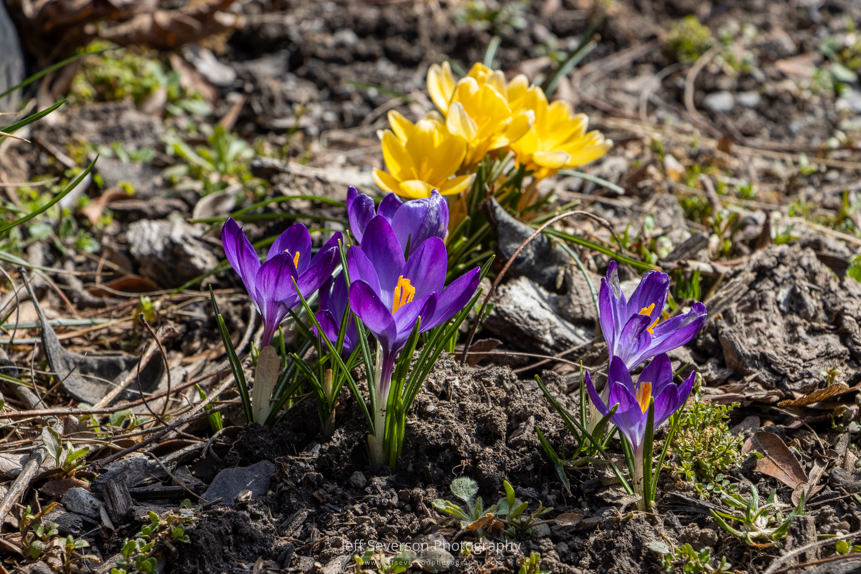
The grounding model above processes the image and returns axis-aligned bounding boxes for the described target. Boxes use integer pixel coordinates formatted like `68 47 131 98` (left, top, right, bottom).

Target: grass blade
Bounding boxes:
209 287 253 423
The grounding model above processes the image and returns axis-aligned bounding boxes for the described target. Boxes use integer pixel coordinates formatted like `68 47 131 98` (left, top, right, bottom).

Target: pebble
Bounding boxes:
416 547 455 573
737 91 762 108
702 91 735 113
61 488 104 520
202 460 276 505
350 471 368 489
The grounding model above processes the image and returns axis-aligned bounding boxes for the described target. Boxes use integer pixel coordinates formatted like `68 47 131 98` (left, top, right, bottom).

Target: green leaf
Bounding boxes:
41 426 63 464
450 477 479 504
210 287 252 424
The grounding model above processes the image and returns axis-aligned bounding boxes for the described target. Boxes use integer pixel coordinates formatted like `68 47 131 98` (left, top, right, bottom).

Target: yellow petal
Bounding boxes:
486 71 508 100
453 76 480 104
509 126 539 156
381 130 416 182
438 173 476 196
446 102 478 143
373 169 402 195
507 74 530 110
427 62 456 115
387 110 414 142
467 62 494 81
491 109 533 148
398 180 435 199
565 140 614 168
533 150 572 169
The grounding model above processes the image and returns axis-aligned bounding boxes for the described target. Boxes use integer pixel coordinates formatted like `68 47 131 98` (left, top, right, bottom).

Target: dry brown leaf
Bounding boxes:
467 514 505 533
553 512 583 527
80 188 130 225
778 383 851 407
792 457 827 506
742 431 808 490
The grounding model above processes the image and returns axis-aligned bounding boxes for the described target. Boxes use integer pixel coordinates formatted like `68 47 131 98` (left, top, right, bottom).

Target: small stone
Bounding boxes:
702 91 735 113
837 91 861 113
737 91 762 108
350 471 368 489
46 508 89 536
296 556 315 572
202 460 276 505
555 542 569 555
125 220 219 289
61 488 103 520
416 547 455 573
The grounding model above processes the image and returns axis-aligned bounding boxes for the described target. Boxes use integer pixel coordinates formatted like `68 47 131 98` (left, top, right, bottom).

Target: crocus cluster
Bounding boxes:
222 185 480 468
587 261 707 509
374 62 613 204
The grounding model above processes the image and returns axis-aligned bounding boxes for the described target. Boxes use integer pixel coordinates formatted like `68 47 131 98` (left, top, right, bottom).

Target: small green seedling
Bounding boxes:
432 477 498 529
495 481 553 539
518 552 550 574
710 485 804 548
354 547 415 574
648 541 732 573
41 427 88 478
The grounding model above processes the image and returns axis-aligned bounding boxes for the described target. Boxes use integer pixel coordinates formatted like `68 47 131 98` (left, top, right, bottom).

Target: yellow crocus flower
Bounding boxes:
426 62 533 168
508 83 613 180
373 111 476 200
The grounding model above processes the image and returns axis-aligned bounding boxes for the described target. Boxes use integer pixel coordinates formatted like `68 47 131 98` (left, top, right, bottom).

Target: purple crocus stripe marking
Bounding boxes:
221 217 341 347
598 260 707 369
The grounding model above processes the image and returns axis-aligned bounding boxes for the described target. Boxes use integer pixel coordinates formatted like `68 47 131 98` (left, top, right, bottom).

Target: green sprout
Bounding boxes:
666 16 714 63
354 547 415 574
495 480 553 539
518 552 550 574
112 503 194 574
648 541 733 574
672 396 743 498
432 477 498 530
710 485 805 548
41 427 89 478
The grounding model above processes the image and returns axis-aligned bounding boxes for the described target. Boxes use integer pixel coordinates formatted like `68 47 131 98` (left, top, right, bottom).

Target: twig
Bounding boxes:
683 44 724 137
92 370 240 469
140 315 172 417
762 531 860 574
461 210 618 365
0 447 46 527
144 452 207 501
91 340 159 409
513 339 594 374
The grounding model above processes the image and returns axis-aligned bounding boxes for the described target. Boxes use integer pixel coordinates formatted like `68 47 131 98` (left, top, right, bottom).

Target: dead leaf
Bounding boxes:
81 188 131 225
40 478 90 499
778 383 851 407
743 431 808 490
467 514 505 533
88 275 161 297
793 457 827 506
774 53 822 79
553 513 583 527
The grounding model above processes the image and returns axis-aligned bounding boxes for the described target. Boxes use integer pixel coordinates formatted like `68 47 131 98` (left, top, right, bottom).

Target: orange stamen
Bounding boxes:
636 382 652 414
639 303 660 334
392 276 415 314
293 252 300 268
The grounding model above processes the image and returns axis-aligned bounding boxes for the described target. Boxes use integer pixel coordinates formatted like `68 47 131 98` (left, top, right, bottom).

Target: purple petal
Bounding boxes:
608 356 636 395
360 216 406 302
614 313 652 368
347 247 382 301
638 353 674 396
296 246 339 302
222 218 261 302
652 383 680 430
626 271 669 322
268 224 312 274
347 187 377 244
629 302 707 367
255 252 299 307
598 278 617 354
349 280 399 356
391 190 449 253
585 371 609 416
315 309 340 343
606 382 648 451
377 193 403 222
422 266 480 330
393 293 437 338
402 237 447 300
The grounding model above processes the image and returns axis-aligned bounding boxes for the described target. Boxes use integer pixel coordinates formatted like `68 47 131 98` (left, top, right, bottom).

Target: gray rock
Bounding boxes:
96 158 163 199
126 220 218 288
838 91 861 113
484 276 592 354
182 44 237 87
702 91 735 113
349 471 368 489
62 488 104 520
203 460 276 505
0 2 23 113
416 546 455 573
46 508 91 536
737 91 762 108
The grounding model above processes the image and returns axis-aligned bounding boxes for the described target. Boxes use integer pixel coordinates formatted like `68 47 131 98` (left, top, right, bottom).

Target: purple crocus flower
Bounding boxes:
586 354 694 453
222 217 341 348
347 215 479 394
346 186 449 254
599 261 707 369
315 272 358 356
